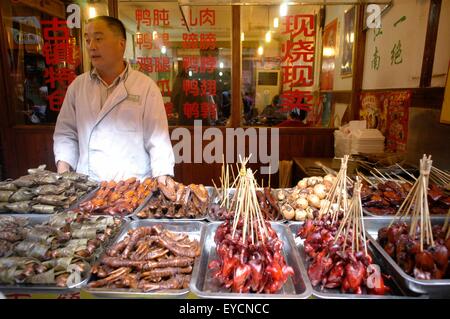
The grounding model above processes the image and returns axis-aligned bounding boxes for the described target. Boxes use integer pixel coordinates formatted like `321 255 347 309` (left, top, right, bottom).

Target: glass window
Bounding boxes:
119 1 232 126
241 4 352 128
1 0 104 125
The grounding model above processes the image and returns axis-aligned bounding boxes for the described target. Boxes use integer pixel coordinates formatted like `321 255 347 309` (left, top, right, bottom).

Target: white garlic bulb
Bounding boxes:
313 183 327 200
295 209 307 221
307 194 321 208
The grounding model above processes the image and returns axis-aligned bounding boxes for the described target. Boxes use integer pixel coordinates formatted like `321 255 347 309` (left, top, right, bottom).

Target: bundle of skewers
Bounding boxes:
377 155 450 280
430 166 450 191
210 157 281 221
359 163 449 216
208 157 294 293
297 156 391 294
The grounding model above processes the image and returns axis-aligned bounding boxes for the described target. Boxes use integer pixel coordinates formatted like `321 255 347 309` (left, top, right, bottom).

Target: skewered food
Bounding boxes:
377 221 449 280
360 180 449 216
87 225 200 291
208 158 294 293
377 155 450 280
297 162 391 295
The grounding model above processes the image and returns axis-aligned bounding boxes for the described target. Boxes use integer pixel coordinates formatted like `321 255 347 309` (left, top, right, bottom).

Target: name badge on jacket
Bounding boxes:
126 94 140 103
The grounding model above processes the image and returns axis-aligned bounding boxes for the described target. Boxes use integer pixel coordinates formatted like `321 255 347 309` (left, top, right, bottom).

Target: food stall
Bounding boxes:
0 0 449 300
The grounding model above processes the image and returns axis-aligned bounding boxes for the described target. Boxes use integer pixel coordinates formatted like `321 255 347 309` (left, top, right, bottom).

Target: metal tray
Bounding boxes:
207 188 286 223
189 221 312 299
363 208 448 218
364 216 450 298
65 185 100 211
132 186 215 222
362 207 395 217
83 219 206 298
288 222 425 299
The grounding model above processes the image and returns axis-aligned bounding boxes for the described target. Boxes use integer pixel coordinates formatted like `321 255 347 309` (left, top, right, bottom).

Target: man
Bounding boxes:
53 16 174 182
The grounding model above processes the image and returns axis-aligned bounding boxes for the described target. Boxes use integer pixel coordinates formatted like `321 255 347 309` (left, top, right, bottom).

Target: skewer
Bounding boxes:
443 208 450 233
395 163 417 181
392 173 413 185
391 155 434 250
268 163 271 189
370 171 384 184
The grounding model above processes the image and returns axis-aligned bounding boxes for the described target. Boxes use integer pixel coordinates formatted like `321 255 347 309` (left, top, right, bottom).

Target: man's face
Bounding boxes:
84 20 125 71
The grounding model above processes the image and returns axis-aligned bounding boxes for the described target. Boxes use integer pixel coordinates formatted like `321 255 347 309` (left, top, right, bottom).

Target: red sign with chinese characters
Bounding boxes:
279 14 316 113
41 18 80 112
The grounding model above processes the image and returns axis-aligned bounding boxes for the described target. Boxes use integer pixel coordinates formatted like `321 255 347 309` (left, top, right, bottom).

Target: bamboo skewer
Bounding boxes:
357 171 375 187
319 155 350 223
389 155 434 251
228 156 269 245
333 177 368 255
395 163 417 181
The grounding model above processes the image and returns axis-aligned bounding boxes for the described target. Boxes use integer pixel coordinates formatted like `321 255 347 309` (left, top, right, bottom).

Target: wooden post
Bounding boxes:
349 4 366 122
420 0 442 88
109 0 119 18
231 5 242 128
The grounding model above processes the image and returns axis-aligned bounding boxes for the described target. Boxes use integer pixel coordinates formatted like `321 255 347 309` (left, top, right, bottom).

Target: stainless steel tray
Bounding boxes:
363 207 395 217
65 185 100 211
207 188 286 223
288 222 426 299
363 208 448 218
364 216 450 298
83 219 206 298
132 186 215 222
189 221 312 299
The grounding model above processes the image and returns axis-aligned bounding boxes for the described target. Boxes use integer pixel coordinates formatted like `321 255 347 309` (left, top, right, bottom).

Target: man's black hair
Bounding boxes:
88 16 126 41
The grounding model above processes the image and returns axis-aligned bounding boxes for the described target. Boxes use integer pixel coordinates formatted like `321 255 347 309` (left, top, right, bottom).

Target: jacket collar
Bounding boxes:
90 61 129 87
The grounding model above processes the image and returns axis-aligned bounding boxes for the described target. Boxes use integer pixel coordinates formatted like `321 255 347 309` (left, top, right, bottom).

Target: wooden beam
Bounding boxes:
109 0 119 18
420 0 442 88
0 3 18 178
348 4 366 122
231 5 242 127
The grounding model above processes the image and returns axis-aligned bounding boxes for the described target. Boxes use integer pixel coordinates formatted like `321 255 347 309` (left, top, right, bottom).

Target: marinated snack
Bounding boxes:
79 177 155 217
136 179 209 219
87 225 200 291
377 155 450 280
208 158 294 293
360 180 449 216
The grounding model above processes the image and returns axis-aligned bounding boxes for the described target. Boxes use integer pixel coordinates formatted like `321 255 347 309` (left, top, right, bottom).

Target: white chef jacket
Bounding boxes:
53 64 175 181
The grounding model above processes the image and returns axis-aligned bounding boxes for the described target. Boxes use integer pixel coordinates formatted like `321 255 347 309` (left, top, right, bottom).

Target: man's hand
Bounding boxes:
156 175 169 185
57 160 72 174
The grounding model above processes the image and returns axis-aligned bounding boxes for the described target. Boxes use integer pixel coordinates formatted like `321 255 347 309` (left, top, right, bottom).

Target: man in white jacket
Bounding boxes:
54 16 174 182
